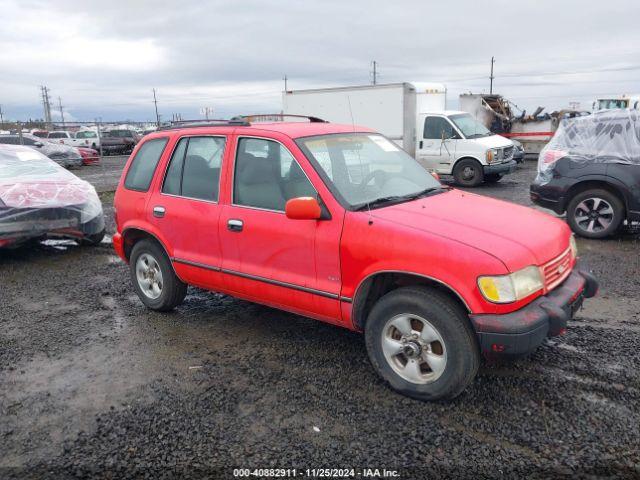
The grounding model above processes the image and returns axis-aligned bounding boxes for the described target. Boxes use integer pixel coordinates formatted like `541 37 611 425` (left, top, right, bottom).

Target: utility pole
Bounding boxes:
371 60 378 85
489 56 495 94
283 74 288 92
152 88 160 127
40 86 52 129
0 105 4 128
58 96 65 128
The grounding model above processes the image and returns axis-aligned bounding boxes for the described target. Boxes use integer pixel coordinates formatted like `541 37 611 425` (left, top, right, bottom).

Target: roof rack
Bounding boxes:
232 114 328 123
157 119 250 131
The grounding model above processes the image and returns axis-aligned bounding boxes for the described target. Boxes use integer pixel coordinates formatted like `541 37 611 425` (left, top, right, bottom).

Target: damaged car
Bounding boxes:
0 145 105 248
0 133 83 168
530 109 640 238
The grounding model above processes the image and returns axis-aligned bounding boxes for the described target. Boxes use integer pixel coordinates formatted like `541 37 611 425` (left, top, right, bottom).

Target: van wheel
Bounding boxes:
364 286 480 401
453 159 484 187
130 239 187 311
484 173 503 183
566 189 624 239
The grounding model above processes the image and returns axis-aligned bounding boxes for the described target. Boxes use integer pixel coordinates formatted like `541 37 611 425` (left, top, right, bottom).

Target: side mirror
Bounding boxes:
34 141 44 147
285 197 321 220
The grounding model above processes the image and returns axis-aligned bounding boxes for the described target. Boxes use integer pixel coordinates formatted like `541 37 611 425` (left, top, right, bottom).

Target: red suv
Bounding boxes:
113 118 598 401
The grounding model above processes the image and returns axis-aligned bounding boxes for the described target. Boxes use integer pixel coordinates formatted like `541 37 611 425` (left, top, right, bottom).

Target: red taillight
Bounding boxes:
542 149 568 165
491 343 506 353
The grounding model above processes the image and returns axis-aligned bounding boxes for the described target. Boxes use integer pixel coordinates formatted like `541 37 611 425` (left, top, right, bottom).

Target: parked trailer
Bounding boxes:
284 83 516 186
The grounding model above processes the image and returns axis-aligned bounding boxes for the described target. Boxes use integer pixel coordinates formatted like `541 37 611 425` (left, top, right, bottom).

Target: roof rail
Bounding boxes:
157 119 250 131
232 114 328 123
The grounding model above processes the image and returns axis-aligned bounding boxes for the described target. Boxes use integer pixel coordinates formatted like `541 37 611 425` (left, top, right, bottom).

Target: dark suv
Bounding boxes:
530 110 640 238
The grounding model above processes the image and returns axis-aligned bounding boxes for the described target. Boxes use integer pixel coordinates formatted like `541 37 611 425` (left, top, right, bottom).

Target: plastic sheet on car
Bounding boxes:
0 145 104 246
536 109 640 184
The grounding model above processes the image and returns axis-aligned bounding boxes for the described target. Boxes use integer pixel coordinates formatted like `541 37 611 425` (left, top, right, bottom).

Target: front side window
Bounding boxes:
162 136 225 201
124 137 168 191
234 137 316 212
423 117 457 140
449 113 491 139
297 133 442 210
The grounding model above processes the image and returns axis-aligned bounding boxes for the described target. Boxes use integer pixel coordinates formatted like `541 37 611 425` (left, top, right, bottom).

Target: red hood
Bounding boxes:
370 189 571 271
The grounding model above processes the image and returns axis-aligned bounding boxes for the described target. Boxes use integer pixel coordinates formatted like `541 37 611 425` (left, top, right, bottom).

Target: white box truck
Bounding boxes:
283 82 517 186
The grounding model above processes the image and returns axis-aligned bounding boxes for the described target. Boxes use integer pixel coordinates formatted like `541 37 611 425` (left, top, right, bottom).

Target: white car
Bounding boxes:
47 130 101 150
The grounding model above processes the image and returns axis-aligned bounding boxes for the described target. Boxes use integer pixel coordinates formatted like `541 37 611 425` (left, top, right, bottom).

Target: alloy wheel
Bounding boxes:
381 314 447 384
574 197 614 234
135 253 163 299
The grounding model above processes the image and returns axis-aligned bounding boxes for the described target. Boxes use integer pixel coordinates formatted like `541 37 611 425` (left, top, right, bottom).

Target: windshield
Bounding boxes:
597 99 629 110
449 113 492 138
296 133 442 209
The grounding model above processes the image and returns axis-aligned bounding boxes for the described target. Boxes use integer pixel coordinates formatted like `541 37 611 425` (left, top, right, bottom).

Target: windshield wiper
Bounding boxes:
354 186 448 211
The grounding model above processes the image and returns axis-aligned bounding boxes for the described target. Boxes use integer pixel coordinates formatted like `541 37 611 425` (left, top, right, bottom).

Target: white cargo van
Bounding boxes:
283 82 517 186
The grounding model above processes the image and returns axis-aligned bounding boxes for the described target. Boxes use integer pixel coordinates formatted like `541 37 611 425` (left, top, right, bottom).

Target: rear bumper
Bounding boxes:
529 182 566 214
469 265 598 357
484 159 517 175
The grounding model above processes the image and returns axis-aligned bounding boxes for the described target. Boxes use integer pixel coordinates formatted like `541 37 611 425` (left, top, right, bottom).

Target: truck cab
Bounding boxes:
416 111 516 187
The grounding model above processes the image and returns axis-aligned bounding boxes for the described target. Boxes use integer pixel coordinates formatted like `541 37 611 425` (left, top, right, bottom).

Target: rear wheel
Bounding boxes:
364 286 480 401
130 239 187 311
566 189 624 238
453 159 484 187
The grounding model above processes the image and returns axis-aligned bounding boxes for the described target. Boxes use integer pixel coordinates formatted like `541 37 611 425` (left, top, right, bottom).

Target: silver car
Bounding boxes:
0 133 83 168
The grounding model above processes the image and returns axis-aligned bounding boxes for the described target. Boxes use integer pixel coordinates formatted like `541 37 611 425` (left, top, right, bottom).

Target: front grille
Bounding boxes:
542 247 573 292
503 146 514 159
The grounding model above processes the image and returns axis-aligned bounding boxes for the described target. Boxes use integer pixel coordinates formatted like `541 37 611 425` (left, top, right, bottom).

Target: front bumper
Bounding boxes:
484 159 517 176
469 266 598 357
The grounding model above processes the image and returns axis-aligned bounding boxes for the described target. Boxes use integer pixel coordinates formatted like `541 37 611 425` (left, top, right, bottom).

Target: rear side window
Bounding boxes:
162 136 225 201
124 138 168 191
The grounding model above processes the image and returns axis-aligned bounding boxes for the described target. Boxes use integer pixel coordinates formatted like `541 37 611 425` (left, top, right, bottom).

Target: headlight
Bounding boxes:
569 235 578 258
478 266 544 303
486 149 494 163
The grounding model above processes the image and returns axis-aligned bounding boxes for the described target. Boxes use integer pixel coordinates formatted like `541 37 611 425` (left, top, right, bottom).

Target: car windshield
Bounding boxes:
296 133 443 209
0 146 63 181
597 99 628 110
449 113 492 138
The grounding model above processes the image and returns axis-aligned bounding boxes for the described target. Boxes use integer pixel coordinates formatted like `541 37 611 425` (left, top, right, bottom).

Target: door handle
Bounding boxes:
153 206 165 218
227 219 243 232
419 140 423 149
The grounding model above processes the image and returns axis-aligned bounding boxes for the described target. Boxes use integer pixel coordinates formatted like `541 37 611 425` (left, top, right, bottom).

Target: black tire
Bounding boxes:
484 173 503 183
130 239 187 311
364 286 480 401
453 159 484 187
79 229 106 246
566 189 624 239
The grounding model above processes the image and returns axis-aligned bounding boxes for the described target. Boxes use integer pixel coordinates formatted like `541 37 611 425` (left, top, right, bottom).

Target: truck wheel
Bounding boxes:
364 286 480 401
484 173 503 183
453 159 484 187
130 239 187 311
566 189 624 239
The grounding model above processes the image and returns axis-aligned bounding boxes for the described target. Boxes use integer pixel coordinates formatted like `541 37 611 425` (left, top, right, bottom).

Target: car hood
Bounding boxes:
469 134 514 149
370 189 570 270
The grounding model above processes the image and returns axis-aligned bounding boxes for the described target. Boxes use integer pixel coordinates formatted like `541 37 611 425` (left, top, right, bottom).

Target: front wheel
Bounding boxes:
364 286 480 401
130 239 187 311
453 159 484 187
566 189 624 238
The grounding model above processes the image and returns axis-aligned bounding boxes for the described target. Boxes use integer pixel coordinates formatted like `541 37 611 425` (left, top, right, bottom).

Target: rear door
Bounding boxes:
148 134 228 290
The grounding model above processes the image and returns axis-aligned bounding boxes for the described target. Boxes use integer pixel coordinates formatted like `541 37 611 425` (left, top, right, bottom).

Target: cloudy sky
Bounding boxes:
1 0 638 123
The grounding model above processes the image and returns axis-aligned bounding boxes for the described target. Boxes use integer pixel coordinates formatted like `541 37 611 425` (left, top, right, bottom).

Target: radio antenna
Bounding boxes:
346 95 373 225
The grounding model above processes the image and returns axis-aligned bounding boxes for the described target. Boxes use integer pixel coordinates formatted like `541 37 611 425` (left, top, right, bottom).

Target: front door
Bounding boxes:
416 115 458 173
148 134 227 289
219 136 342 323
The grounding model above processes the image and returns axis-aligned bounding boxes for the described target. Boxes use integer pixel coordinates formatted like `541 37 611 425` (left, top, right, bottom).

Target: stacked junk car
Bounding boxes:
0 145 105 248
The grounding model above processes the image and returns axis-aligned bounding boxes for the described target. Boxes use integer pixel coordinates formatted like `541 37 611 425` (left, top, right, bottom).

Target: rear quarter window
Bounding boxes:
124 138 168 191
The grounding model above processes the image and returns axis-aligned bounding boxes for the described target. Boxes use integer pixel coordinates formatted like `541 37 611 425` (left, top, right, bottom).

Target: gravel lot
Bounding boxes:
1 161 639 479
